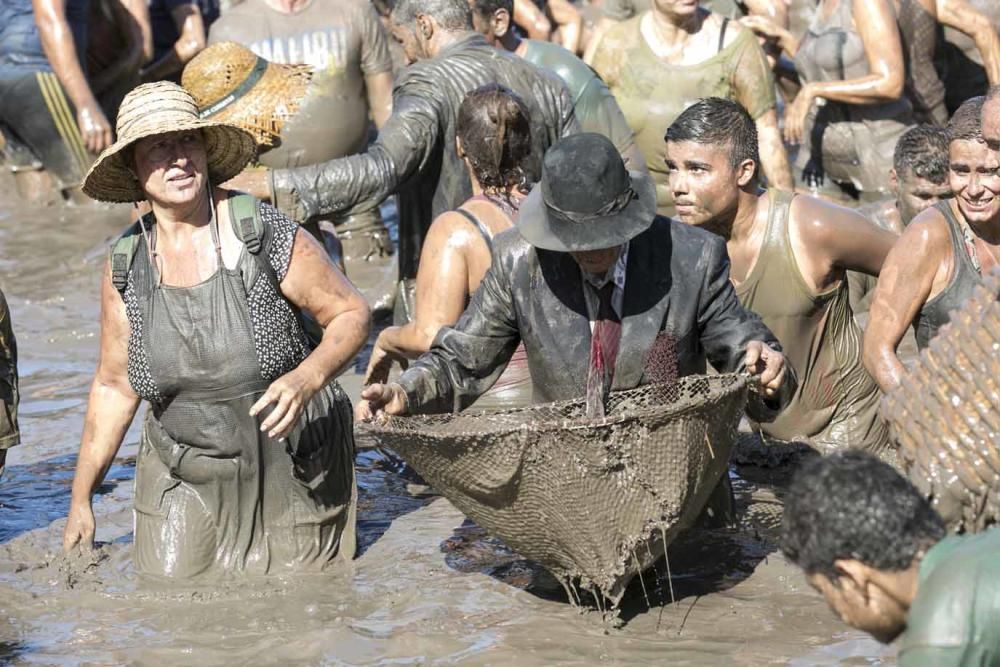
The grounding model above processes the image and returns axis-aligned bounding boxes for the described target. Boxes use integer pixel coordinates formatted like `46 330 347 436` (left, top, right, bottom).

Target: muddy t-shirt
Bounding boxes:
898 529 1000 666
208 0 392 167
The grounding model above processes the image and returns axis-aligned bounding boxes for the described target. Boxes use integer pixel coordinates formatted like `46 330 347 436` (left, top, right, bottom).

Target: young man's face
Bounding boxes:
948 139 1000 225
666 140 742 228
893 169 952 226
807 569 908 644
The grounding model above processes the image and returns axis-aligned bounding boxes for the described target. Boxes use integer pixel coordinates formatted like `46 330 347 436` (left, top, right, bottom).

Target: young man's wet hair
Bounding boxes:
392 0 473 29
893 125 949 185
664 97 760 175
946 95 986 144
781 451 945 580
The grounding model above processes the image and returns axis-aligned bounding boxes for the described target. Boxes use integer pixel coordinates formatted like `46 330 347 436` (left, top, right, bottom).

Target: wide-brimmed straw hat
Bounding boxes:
517 133 656 252
182 42 313 148
83 81 257 203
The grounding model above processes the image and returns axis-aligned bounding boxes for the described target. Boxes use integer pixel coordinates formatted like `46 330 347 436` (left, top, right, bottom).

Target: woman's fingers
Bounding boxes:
269 399 302 439
260 392 293 434
249 385 280 417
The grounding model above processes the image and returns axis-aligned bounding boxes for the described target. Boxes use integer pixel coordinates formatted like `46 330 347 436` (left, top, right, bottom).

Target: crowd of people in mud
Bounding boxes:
0 0 999 662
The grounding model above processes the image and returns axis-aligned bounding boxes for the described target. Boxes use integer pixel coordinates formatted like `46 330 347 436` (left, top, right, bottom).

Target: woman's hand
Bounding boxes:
63 499 96 552
783 84 815 145
355 383 409 423
250 368 320 439
740 15 797 56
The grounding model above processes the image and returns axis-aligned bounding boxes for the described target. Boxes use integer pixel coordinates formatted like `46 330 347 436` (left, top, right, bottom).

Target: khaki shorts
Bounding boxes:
0 289 19 449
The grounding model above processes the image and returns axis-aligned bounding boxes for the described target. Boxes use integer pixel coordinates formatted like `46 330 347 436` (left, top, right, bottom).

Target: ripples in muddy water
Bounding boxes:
0 181 894 664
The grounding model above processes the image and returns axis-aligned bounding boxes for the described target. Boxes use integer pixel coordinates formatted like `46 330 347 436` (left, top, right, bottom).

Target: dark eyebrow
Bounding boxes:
684 160 711 170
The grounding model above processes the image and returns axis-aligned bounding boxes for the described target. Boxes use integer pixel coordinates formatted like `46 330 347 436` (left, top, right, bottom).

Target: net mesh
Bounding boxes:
360 374 749 606
883 267 1000 533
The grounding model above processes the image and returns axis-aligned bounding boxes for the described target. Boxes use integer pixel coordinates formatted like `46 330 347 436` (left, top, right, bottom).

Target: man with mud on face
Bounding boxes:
665 98 896 454
357 132 794 439
782 450 1000 666
848 125 953 313
864 96 1000 394
225 0 581 324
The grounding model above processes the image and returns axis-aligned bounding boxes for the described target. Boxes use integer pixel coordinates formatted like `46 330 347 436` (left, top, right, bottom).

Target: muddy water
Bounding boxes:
0 178 894 665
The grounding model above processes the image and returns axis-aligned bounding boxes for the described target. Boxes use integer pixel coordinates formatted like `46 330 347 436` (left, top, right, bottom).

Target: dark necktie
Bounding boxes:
586 281 622 418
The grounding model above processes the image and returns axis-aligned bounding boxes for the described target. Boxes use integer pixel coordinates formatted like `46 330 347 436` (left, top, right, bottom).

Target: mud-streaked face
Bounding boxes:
651 0 700 20
133 130 208 208
948 138 1000 225
665 140 742 228
894 170 952 226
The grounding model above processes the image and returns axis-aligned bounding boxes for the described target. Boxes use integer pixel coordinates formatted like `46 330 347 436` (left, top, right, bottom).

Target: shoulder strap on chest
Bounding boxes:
228 192 265 255
109 218 146 296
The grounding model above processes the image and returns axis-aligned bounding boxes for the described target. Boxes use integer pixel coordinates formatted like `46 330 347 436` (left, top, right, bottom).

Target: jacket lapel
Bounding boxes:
613 225 674 390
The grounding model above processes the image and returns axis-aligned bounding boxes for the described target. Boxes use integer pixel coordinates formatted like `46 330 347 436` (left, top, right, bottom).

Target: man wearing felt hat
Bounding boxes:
357 133 795 424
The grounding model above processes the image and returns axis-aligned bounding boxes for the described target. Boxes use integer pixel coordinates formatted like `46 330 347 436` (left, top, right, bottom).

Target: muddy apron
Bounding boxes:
130 211 356 579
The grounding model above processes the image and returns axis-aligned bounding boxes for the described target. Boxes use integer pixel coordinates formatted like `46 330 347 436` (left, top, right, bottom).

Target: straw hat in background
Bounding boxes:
182 42 313 149
82 81 257 203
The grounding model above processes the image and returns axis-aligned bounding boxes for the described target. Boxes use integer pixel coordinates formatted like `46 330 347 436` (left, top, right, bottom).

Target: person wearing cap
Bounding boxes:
226 0 581 324
357 133 794 429
62 82 370 578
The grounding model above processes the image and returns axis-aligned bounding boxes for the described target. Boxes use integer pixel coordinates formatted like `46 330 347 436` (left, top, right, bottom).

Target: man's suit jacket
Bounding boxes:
398 217 796 419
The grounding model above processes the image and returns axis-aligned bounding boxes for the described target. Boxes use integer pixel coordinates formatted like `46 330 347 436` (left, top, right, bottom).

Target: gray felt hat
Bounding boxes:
517 133 656 252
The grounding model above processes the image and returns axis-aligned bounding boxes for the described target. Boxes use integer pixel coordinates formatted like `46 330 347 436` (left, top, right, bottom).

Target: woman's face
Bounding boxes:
133 130 208 208
651 0 700 21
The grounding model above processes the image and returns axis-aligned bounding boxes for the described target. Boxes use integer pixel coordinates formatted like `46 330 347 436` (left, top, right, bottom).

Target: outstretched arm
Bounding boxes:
140 2 206 82
936 0 1000 85
64 262 142 552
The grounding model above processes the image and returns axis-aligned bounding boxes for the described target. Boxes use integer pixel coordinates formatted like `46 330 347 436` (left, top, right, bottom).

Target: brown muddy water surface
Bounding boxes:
0 179 894 665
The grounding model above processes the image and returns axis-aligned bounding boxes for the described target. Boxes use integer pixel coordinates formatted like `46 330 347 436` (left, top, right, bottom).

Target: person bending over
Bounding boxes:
365 84 533 408
864 96 999 392
782 450 1000 666
666 98 894 453
849 125 952 312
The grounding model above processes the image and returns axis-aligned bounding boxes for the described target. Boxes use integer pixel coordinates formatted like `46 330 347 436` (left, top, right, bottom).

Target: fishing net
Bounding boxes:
360 374 749 607
883 267 1000 533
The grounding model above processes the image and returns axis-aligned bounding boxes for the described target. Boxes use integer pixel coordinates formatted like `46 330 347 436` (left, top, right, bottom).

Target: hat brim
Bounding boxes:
82 119 257 203
516 169 657 252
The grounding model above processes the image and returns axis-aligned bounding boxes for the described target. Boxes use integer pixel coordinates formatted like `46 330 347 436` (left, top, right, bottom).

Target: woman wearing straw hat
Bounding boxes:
62 81 371 578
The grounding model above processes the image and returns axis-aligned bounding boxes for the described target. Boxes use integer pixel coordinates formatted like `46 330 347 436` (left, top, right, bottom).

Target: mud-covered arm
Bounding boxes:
270 84 442 221
65 262 142 551
396 245 522 414
937 0 1000 85
697 236 796 422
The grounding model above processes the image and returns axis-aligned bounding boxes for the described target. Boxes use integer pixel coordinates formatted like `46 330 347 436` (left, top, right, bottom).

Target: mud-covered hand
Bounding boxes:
355 382 409 422
783 84 815 145
250 368 319 440
743 341 786 398
63 500 96 552
77 101 113 154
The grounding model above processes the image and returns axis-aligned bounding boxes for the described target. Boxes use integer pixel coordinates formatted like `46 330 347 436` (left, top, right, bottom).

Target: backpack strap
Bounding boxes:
109 219 146 296
228 192 265 255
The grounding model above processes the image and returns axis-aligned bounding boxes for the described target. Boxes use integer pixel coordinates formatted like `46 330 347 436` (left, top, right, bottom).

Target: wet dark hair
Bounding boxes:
893 125 949 184
457 84 532 195
470 0 512 20
665 97 760 175
947 96 985 144
781 451 945 579
391 0 472 30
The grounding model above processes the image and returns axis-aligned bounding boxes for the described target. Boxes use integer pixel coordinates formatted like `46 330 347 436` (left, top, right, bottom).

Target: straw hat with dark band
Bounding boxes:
82 81 257 203
182 42 313 148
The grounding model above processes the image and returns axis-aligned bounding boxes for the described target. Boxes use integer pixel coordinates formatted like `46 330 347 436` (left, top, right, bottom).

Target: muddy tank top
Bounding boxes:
914 201 985 349
735 190 888 451
592 16 775 215
793 0 912 194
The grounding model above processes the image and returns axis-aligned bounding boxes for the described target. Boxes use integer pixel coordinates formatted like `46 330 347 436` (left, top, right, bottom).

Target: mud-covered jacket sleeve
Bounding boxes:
396 245 522 415
269 81 441 221
696 235 797 423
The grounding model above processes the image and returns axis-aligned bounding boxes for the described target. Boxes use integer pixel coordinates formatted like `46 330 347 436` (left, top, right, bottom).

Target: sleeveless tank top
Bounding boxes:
0 0 90 72
735 190 888 452
914 201 985 349
793 0 912 194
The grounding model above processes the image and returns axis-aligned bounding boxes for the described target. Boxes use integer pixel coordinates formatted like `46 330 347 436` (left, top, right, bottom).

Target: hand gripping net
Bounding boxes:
361 374 749 608
883 268 1000 533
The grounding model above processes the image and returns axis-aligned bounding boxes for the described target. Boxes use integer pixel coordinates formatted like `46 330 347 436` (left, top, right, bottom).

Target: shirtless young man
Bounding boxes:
666 97 896 452
864 96 1000 393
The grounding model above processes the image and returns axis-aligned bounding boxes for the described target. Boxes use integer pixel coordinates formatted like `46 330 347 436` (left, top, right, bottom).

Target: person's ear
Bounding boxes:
416 13 434 41
456 136 466 159
835 559 874 601
737 158 757 188
889 168 899 192
495 8 512 37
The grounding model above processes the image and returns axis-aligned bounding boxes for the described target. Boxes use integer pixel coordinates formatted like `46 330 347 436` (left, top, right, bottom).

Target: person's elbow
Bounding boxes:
862 326 896 393
176 29 206 62
872 67 905 101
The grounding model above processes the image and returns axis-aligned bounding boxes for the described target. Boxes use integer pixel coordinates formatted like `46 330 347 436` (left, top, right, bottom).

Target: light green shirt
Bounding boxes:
899 528 1000 666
